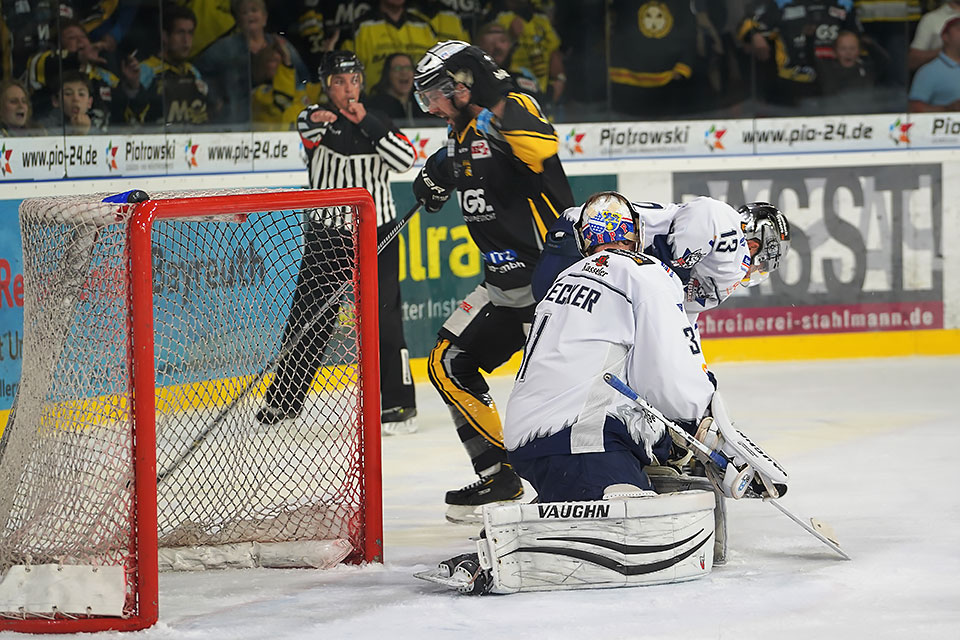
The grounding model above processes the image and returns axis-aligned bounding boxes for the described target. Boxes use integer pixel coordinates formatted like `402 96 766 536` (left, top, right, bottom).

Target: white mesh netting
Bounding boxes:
0 189 373 622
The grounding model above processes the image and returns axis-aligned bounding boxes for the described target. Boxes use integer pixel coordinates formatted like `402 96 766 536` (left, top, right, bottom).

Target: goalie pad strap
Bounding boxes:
477 492 716 594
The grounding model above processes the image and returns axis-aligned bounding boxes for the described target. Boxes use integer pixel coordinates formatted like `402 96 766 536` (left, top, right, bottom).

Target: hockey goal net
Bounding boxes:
0 188 382 633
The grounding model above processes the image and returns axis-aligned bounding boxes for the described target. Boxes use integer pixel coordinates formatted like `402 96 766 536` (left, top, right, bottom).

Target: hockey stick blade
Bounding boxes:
604 373 850 561
766 498 851 560
157 202 421 485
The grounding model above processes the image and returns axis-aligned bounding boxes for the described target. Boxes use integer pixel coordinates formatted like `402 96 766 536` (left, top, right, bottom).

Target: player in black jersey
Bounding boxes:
412 41 574 524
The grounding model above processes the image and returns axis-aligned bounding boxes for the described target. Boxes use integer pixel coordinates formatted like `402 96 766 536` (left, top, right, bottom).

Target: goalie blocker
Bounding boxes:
417 489 716 594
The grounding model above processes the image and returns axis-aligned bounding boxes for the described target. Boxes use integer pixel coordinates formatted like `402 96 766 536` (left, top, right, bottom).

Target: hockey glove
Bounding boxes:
445 46 512 109
413 169 452 213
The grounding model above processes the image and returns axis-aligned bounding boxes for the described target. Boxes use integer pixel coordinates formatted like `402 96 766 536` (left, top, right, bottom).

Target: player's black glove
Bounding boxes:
413 169 452 213
445 46 512 109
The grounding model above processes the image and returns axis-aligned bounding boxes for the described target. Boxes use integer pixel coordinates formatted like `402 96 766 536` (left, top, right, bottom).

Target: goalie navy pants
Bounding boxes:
264 219 415 416
509 415 673 503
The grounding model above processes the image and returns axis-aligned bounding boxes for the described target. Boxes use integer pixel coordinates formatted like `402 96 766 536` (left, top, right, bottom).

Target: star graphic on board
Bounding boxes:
105 142 119 170
1 145 12 175
704 125 726 151
564 129 585 155
185 139 199 168
412 134 431 160
889 118 912 145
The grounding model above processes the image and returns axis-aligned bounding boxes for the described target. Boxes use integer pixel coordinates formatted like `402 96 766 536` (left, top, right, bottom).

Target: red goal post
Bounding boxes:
0 187 382 633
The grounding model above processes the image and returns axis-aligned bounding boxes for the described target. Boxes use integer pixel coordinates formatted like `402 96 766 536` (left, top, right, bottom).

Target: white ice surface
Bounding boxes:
3 356 959 639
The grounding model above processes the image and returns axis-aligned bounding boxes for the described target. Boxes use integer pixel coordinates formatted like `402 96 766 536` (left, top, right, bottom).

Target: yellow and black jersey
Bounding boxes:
409 6 471 43
177 0 234 59
252 64 310 130
607 0 697 89
77 0 119 34
26 48 121 128
488 9 560 92
284 4 326 79
141 56 210 125
739 0 862 83
426 92 574 304
343 9 437 89
278 1 372 79
2 0 57 78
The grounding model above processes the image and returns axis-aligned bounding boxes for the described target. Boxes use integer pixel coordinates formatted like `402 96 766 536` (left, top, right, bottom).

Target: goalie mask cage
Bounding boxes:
0 188 382 633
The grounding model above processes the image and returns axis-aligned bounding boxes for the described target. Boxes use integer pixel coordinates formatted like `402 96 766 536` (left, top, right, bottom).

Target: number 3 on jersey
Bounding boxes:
683 326 701 354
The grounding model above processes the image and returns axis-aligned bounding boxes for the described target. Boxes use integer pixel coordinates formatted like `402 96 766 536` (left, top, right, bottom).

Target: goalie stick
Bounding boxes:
603 373 851 561
156 201 422 484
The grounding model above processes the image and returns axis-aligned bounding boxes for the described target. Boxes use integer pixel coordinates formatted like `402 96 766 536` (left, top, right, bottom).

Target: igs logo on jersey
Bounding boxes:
459 188 496 221
471 140 491 159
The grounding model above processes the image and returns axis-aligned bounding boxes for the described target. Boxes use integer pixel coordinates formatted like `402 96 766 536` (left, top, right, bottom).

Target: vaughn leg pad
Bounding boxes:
649 473 728 565
477 491 716 593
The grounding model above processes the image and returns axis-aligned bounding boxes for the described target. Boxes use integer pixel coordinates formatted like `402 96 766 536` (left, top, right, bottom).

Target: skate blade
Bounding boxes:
444 504 483 525
381 418 418 436
445 496 526 524
414 569 473 591
414 569 461 587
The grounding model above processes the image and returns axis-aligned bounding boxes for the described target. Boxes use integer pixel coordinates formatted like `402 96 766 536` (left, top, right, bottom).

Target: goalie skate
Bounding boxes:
414 553 492 595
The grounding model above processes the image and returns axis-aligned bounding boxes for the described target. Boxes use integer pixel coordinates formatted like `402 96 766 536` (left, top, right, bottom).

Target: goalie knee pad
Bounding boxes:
476 492 716 594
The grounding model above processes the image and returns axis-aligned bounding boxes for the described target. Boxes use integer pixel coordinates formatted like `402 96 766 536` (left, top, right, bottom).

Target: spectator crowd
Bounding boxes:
2 0 959 137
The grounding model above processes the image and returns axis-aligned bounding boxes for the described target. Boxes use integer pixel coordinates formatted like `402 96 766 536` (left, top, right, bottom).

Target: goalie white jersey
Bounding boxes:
504 248 715 455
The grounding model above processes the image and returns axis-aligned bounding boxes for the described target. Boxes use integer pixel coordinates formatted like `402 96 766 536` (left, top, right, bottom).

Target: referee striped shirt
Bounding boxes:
298 103 417 228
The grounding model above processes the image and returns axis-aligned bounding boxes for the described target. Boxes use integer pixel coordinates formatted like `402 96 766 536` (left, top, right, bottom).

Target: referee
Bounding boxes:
257 51 420 435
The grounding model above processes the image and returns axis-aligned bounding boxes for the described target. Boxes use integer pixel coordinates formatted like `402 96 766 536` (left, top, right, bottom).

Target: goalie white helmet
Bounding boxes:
573 191 643 256
738 202 791 287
